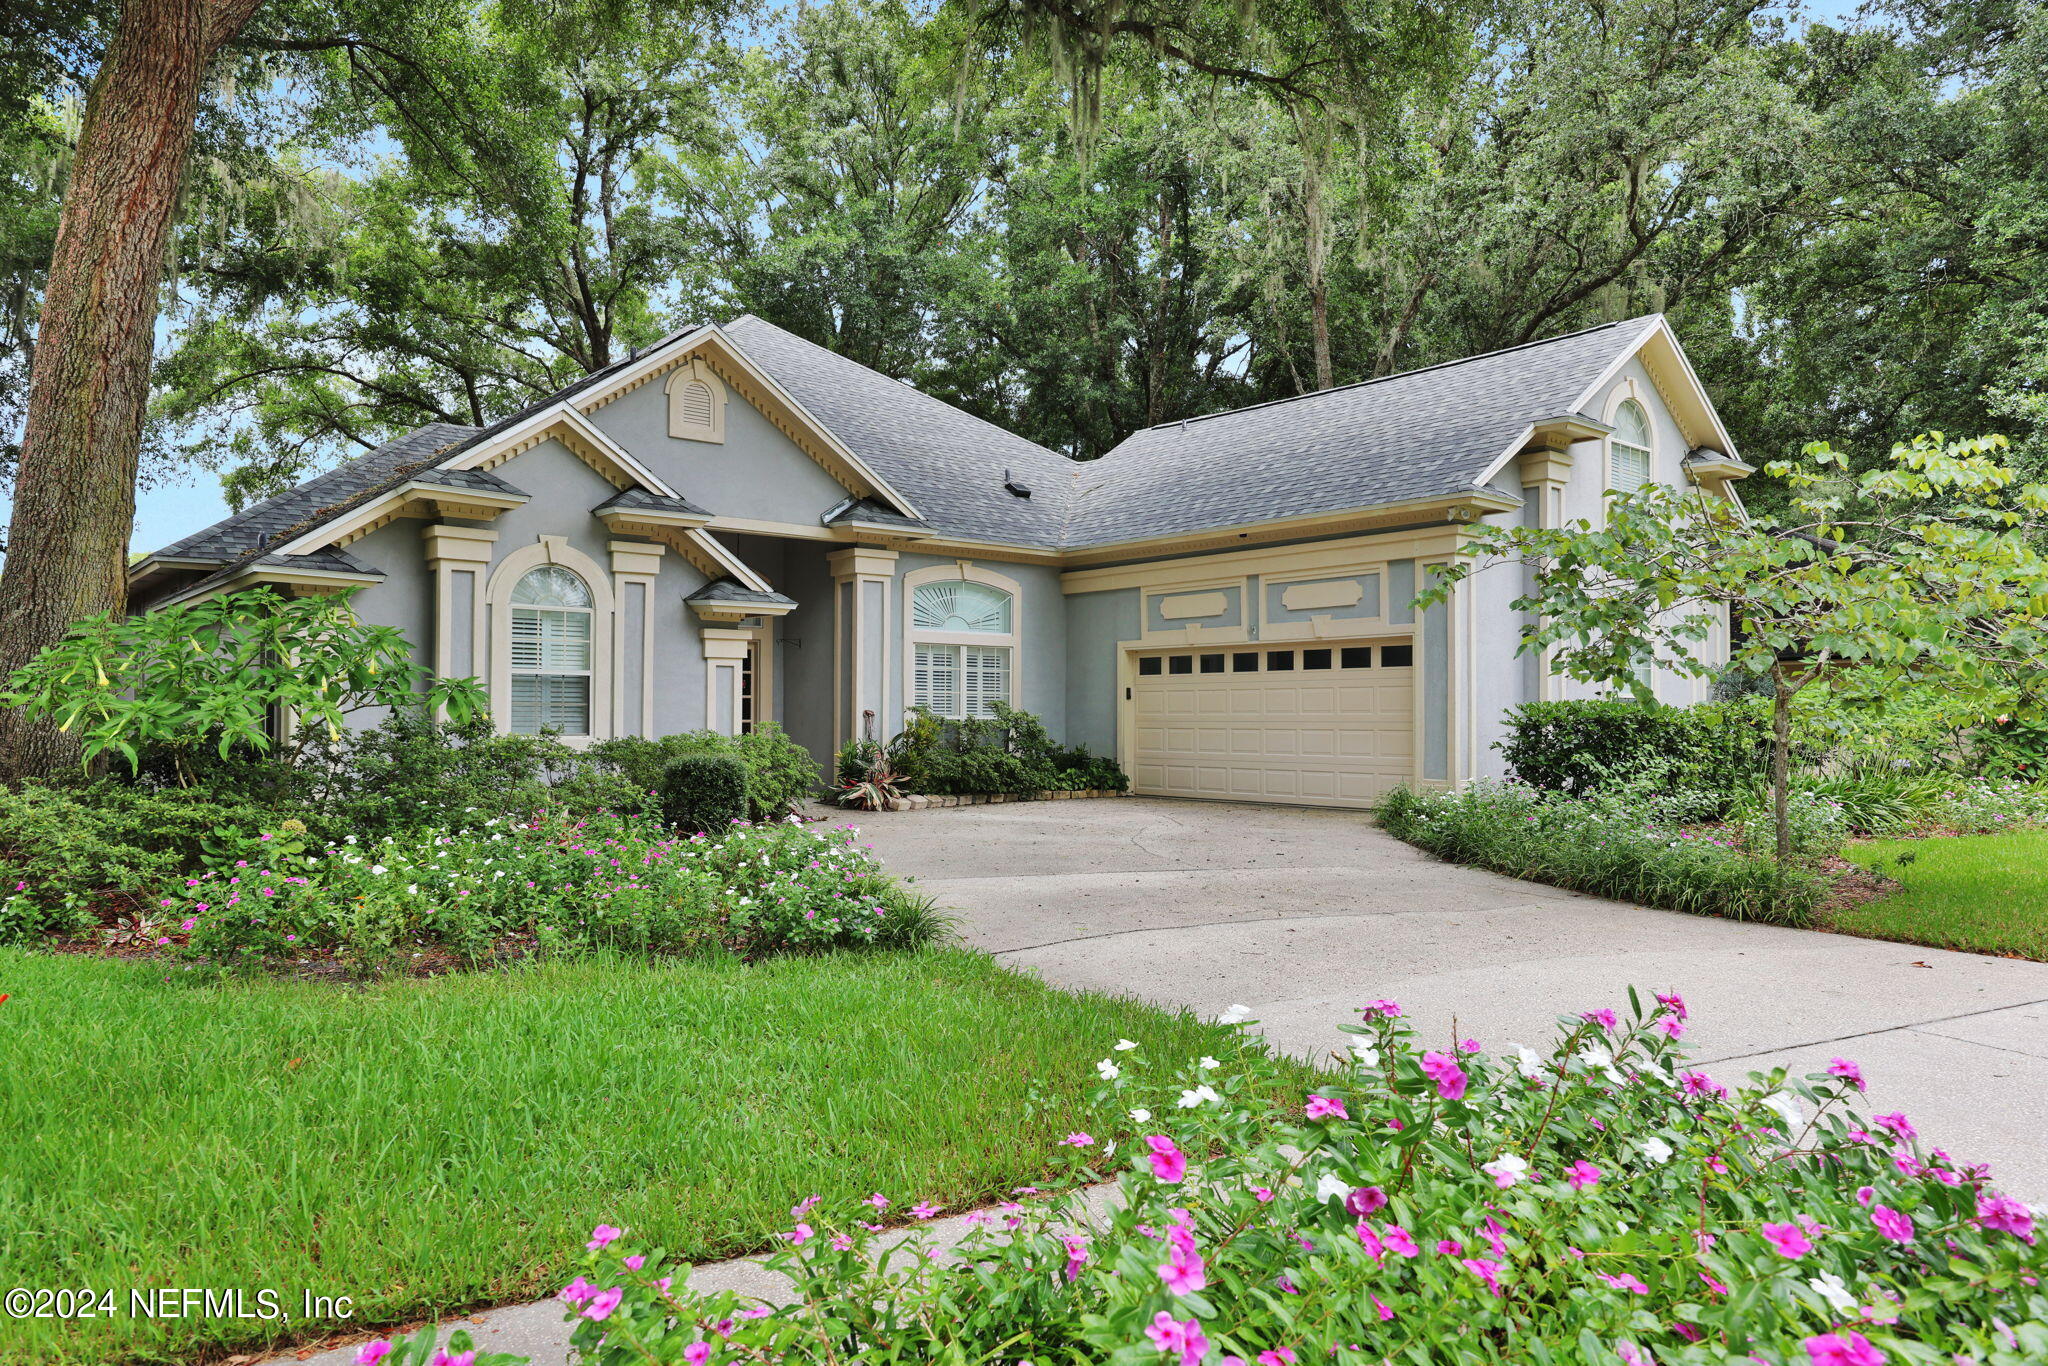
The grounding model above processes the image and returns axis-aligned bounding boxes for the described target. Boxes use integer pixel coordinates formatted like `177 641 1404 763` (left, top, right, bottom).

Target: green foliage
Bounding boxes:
1973 708 2048 779
868 703 1127 798
1378 782 1826 925
0 587 484 776
591 724 820 821
658 753 748 835
558 992 2048 1365
1844 829 2048 961
1497 699 1768 807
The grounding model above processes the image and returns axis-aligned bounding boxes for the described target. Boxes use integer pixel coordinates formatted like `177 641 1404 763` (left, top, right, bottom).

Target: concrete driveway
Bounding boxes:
846 796 2048 1200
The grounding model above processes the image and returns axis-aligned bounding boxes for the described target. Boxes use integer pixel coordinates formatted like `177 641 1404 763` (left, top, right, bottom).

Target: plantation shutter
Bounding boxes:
960 646 1010 718
914 644 959 715
508 566 595 735
1610 400 1652 492
510 674 590 733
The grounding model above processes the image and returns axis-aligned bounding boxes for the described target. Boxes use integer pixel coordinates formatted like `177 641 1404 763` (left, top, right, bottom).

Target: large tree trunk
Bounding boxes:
0 0 260 782
1302 159 1333 392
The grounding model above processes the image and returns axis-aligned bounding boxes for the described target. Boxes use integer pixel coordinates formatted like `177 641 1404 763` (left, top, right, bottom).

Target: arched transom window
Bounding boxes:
509 565 593 734
1608 398 1653 493
910 577 1015 719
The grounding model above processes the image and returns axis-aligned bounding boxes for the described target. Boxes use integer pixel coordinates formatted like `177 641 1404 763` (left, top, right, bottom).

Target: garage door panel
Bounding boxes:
1129 641 1414 809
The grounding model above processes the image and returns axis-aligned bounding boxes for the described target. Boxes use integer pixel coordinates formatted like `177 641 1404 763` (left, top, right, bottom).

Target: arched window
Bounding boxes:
909 575 1016 719
509 565 593 734
1608 398 1653 493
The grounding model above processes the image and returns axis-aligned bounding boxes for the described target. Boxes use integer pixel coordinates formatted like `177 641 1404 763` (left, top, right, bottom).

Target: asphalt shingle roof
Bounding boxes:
594 487 712 518
721 315 1077 548
1063 315 1663 547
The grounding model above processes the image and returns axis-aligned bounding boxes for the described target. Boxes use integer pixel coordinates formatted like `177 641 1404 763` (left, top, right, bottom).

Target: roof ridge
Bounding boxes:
1127 314 1661 437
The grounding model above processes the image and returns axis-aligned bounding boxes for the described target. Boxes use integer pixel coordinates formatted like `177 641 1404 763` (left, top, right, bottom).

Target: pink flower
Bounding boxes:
1699 1270 1730 1295
355 1343 393 1365
865 1192 890 1209
1304 1094 1349 1121
1870 1205 1914 1244
1680 1071 1727 1101
1354 1221 1385 1260
1658 1018 1686 1039
831 1234 854 1251
1976 1190 2036 1241
1460 1257 1505 1296
1359 999 1402 1020
1420 1050 1468 1100
1566 1160 1602 1190
1855 1186 1876 1207
622 1254 645 1270
1655 991 1688 1020
1761 1222 1812 1259
1159 1239 1207 1295
1827 1058 1866 1091
587 1224 623 1252
1257 1352 1299 1366
1457 1038 1482 1053
683 1345 712 1366
1061 1132 1095 1147
1343 1185 1387 1215
1253 1187 1276 1203
1804 1330 1888 1365
783 1222 813 1245
583 1286 624 1321
1597 1272 1650 1295
1381 1224 1419 1258
557 1277 597 1306
1145 1311 1209 1365
1063 1233 1091 1281
1874 1112 1916 1143
1370 1292 1395 1320
1581 1009 1618 1032
1146 1135 1188 1183
1436 1238 1463 1256
431 1352 475 1366
911 1202 940 1219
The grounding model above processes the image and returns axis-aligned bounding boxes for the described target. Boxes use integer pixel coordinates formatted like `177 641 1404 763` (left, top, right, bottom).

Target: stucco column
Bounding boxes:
609 540 663 737
827 547 899 753
1518 446 1575 703
701 627 752 737
422 524 495 684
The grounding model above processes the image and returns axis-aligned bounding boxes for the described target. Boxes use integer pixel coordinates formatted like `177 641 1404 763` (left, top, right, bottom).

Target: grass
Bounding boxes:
1839 829 2048 961
0 946 1301 1366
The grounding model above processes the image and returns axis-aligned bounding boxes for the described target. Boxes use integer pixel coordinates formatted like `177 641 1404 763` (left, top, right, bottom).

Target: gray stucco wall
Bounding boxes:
1063 586 1140 758
585 371 855 523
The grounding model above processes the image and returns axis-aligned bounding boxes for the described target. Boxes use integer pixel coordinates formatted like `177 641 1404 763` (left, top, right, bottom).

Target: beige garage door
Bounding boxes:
1128 640 1415 808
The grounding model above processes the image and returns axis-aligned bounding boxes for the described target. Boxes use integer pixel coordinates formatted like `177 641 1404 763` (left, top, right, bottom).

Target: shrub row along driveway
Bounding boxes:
846 796 2048 1201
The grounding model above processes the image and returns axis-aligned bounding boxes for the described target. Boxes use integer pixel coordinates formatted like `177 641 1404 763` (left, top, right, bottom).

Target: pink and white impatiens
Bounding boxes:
499 991 2044 1366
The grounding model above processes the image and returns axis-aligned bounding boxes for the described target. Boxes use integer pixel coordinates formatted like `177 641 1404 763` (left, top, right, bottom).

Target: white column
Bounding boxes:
610 540 663 737
422 524 495 685
701 628 752 737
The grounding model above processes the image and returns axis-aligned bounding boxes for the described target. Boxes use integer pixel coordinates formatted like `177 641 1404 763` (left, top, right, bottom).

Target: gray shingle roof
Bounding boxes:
721 315 1076 548
686 578 798 608
147 422 482 564
823 497 931 533
594 487 712 518
412 466 528 497
1062 316 1664 548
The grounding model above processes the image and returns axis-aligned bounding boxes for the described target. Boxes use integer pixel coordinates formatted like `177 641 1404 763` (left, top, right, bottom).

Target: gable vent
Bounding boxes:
677 379 715 428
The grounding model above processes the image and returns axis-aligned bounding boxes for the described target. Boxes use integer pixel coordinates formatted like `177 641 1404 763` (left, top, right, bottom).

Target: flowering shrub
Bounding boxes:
1379 781 1827 924
531 991 2045 1365
164 813 939 969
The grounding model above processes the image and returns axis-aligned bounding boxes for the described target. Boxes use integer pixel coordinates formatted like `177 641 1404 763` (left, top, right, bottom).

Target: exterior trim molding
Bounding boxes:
665 357 728 443
901 561 1023 727
829 546 900 752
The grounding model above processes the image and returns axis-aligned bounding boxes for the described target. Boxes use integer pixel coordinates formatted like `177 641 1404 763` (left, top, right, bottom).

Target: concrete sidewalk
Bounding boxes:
845 797 2048 1201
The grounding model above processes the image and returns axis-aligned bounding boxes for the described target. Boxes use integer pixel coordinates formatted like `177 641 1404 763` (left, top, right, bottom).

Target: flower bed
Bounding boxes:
1379 781 1827 924
99 813 942 973
877 787 1130 811
381 991 2047 1365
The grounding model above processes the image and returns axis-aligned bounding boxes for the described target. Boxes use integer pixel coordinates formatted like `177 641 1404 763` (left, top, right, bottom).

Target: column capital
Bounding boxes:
828 546 899 580
422 523 497 566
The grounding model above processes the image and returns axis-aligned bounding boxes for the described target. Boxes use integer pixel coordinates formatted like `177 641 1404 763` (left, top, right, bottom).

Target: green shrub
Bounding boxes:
1498 699 1769 809
879 703 1127 797
659 753 748 834
592 724 820 821
544 991 2048 1366
1378 781 1824 924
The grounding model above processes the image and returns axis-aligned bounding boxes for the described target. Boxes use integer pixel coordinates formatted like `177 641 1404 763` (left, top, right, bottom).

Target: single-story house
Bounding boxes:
130 313 1749 808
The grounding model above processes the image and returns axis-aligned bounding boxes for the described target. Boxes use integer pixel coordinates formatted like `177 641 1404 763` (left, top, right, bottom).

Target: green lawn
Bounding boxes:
0 947 1293 1365
1839 830 2048 961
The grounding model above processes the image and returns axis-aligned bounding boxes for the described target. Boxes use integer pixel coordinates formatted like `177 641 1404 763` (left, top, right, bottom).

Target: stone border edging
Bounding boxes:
881 788 1131 811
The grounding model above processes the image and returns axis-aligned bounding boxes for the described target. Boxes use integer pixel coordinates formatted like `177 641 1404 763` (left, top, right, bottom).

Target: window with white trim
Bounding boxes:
910 579 1014 718
509 565 593 734
1609 398 1653 493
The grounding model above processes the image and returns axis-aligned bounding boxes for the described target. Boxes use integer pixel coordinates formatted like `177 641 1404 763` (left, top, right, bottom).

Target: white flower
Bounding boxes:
1349 1041 1380 1067
1637 1136 1674 1166
1809 1272 1857 1314
1514 1046 1546 1080
1096 1060 1120 1081
1761 1091 1805 1132
1315 1173 1349 1203
1576 1045 1613 1070
1113 1039 1139 1052
1218 1004 1253 1024
1198 1055 1221 1071
1482 1153 1530 1185
1177 1084 1221 1109
371 864 388 875
1128 1108 1151 1123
